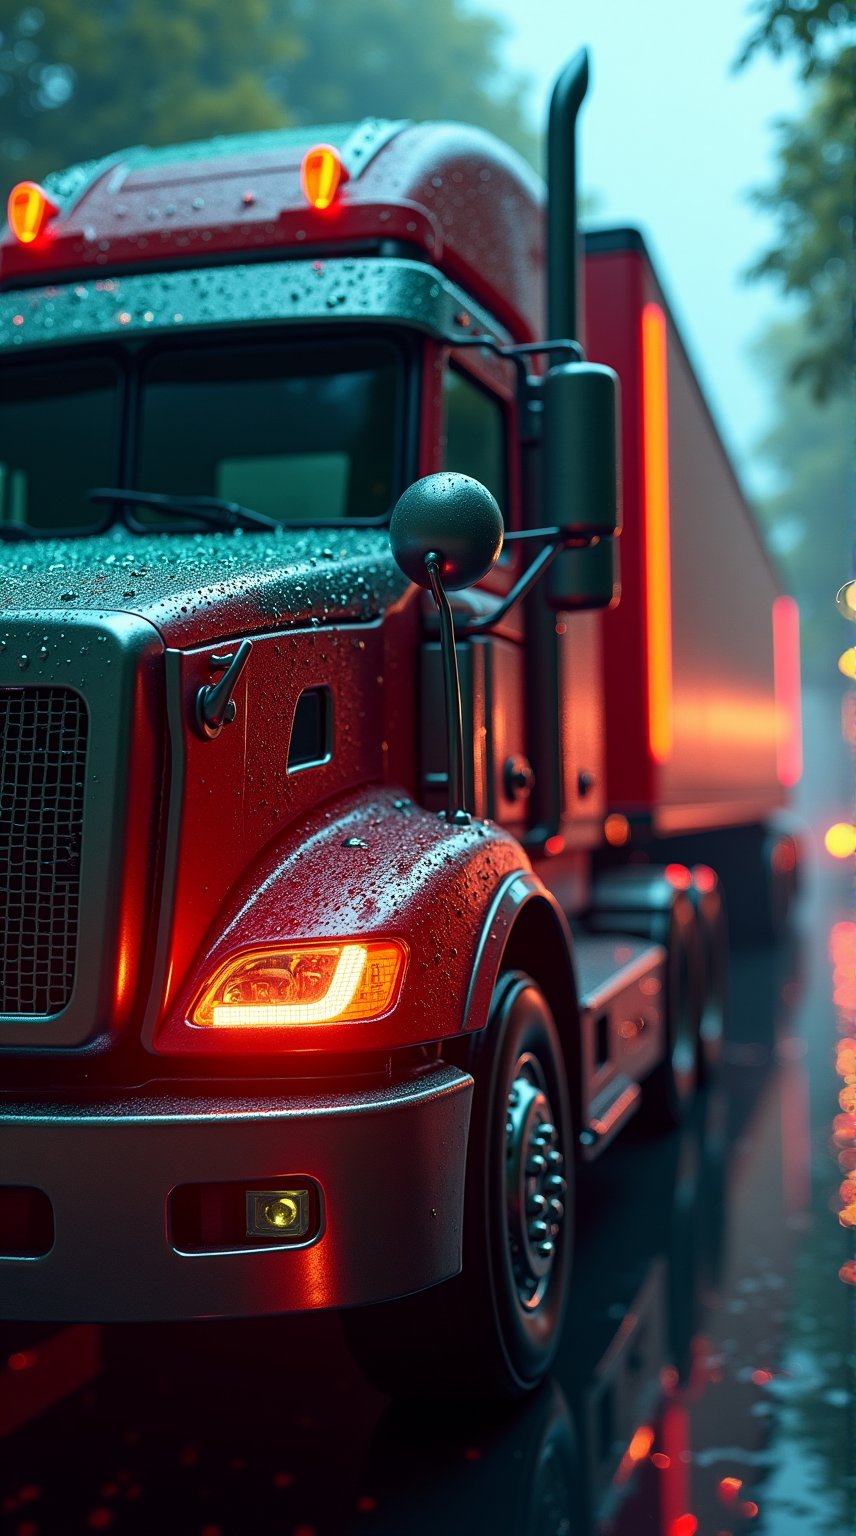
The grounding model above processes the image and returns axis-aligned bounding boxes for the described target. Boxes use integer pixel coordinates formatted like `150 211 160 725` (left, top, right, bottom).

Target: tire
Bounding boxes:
342 972 575 1401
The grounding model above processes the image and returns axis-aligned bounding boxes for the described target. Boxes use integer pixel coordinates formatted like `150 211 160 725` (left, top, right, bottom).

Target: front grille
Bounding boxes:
1 688 88 1015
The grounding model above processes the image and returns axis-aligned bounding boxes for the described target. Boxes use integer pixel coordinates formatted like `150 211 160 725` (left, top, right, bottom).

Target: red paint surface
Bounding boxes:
585 238 785 827
155 785 532 1055
0 124 545 340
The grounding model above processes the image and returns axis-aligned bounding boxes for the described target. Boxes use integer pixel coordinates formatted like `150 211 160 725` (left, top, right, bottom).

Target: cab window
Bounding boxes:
135 337 401 523
442 367 506 509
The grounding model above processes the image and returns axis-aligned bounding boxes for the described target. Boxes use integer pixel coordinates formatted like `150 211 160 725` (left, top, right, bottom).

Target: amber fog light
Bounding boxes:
246 1188 310 1239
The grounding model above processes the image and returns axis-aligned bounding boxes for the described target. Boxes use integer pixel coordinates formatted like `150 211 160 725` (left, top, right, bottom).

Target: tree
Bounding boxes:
737 0 854 78
738 2 853 675
736 0 854 400
0 1 534 203
751 323 850 677
264 0 535 160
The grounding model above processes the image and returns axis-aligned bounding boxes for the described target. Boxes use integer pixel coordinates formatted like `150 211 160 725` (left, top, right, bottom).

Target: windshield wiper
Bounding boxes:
88 487 281 533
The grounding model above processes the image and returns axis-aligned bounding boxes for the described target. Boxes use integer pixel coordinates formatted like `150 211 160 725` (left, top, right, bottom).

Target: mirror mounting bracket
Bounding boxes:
424 553 470 825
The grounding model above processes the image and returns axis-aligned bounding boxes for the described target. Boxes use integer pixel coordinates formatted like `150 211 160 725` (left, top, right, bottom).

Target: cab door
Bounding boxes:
419 347 531 834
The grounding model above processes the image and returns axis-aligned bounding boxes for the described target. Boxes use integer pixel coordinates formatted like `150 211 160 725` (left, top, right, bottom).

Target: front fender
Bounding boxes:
150 788 534 1056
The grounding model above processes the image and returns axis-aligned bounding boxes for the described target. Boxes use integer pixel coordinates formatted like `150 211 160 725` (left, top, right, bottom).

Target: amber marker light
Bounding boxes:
641 301 673 764
604 813 631 847
190 939 406 1027
772 595 802 786
300 145 347 211
7 180 59 244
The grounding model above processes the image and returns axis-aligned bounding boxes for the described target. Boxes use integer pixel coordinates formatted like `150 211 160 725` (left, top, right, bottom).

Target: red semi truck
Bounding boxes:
0 51 800 1397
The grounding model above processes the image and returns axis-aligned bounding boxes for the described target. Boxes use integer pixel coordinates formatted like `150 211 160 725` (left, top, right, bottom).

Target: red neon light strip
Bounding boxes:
772 595 802 786
642 302 673 763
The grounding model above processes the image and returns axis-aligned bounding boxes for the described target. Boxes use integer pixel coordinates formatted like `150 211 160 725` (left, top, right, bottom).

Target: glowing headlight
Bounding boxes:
189 940 407 1027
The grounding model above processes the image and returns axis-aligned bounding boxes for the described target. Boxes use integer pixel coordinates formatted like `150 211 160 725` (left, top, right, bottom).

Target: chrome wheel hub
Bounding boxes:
505 1052 567 1309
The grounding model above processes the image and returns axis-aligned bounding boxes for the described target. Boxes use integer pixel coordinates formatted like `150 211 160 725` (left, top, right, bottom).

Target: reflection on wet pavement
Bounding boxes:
1 692 852 1534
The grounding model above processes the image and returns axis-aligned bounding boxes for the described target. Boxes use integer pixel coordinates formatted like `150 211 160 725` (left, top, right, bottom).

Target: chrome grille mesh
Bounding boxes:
0 688 87 1015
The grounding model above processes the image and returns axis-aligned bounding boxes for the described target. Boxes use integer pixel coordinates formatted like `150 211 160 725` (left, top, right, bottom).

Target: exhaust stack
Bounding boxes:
547 48 589 343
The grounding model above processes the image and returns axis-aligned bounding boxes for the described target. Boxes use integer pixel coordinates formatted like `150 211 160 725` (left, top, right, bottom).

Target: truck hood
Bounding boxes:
0 524 410 646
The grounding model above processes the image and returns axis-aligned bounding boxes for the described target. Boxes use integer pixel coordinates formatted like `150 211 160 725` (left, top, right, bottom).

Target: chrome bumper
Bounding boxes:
0 1064 472 1321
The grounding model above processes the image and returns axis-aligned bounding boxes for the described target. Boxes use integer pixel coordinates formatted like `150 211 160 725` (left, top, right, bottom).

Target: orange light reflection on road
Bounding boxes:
831 923 856 1275
668 1517 698 1536
642 302 673 764
614 1423 655 1483
719 1476 743 1503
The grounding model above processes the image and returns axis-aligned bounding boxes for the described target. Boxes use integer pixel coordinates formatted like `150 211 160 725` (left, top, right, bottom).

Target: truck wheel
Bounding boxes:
341 972 574 1401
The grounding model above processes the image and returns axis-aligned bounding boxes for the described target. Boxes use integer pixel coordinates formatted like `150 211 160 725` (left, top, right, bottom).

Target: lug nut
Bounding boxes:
546 1174 567 1196
527 1193 547 1216
549 1198 564 1222
532 1122 557 1145
526 1152 547 1175
529 1218 549 1240
536 1239 555 1259
547 1148 564 1169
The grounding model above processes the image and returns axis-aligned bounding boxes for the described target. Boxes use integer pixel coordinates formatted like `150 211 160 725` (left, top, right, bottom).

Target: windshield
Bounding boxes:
0 334 404 535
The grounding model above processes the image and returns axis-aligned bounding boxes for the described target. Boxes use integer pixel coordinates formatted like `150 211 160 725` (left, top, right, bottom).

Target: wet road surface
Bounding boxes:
1 687 852 1535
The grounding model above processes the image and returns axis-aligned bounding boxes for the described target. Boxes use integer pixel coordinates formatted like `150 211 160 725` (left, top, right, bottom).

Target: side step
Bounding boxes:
573 933 667 1161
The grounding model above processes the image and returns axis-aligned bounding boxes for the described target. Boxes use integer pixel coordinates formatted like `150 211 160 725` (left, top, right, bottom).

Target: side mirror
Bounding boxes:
388 473 504 824
543 362 621 611
547 538 621 612
389 473 504 591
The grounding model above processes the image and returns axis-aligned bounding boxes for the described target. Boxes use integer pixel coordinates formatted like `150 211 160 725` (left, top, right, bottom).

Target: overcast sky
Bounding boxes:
473 0 805 498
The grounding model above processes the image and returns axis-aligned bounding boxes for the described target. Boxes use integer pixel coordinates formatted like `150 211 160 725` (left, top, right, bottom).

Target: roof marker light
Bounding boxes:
7 181 59 245
301 145 347 211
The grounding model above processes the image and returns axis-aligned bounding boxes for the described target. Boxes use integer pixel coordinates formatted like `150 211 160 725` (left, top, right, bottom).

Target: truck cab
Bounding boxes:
0 56 796 1399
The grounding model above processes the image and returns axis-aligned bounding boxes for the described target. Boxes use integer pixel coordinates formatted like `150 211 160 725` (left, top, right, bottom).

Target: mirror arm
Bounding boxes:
462 531 590 637
425 554 470 824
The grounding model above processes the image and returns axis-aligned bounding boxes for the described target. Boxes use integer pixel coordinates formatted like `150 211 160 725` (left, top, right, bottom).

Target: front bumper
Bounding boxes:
0 1064 472 1321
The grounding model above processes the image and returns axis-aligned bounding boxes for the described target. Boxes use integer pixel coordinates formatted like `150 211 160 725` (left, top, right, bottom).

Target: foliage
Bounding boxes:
0 0 534 200
736 0 854 78
747 69 853 401
265 0 534 160
736 0 854 401
752 322 851 677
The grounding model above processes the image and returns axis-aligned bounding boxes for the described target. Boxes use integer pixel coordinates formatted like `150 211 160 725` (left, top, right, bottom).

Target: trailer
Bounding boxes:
0 49 798 1398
